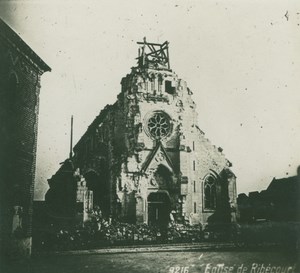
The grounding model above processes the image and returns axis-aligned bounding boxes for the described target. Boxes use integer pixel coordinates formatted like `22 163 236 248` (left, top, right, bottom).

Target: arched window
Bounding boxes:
203 175 217 210
150 76 155 91
158 75 163 92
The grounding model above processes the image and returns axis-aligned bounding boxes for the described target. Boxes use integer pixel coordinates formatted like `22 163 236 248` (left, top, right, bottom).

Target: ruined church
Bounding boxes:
46 40 237 226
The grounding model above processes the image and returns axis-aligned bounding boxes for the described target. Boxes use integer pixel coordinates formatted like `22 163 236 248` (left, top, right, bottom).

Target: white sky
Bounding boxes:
1 0 299 200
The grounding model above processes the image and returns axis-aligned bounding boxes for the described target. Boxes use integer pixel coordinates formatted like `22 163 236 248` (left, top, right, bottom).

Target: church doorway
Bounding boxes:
147 192 170 227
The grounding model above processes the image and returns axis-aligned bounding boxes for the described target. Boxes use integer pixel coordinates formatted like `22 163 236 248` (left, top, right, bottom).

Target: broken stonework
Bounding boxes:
48 39 237 227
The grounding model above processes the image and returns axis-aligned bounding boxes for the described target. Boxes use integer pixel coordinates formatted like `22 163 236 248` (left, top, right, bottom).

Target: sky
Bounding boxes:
0 0 299 200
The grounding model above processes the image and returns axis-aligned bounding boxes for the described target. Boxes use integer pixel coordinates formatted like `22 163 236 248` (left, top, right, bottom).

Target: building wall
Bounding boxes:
0 19 50 257
237 174 300 223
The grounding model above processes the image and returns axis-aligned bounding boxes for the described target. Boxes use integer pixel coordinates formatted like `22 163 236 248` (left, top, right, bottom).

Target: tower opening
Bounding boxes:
165 80 175 94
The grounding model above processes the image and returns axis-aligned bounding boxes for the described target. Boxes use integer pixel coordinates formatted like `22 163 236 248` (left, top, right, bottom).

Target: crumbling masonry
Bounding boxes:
47 39 237 226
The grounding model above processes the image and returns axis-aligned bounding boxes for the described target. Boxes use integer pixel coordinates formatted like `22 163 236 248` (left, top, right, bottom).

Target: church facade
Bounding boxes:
48 40 237 226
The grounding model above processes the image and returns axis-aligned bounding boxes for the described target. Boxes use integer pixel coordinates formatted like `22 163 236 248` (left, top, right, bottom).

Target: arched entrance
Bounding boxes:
84 168 109 217
147 192 170 227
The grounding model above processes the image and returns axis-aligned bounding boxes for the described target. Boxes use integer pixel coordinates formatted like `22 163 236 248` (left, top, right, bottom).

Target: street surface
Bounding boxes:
2 249 298 273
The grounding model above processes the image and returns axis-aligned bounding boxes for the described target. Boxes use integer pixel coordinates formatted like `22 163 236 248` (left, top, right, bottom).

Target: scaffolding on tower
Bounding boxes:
137 37 170 70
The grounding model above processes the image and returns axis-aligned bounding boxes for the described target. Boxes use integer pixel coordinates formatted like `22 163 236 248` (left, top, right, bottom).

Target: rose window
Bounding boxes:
147 112 171 139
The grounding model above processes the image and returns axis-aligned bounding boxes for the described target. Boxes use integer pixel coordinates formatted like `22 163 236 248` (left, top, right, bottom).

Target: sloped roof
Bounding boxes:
267 176 298 194
0 18 51 72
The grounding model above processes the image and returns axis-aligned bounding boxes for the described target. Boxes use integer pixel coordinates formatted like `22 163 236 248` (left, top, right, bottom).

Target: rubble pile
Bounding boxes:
36 221 204 251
